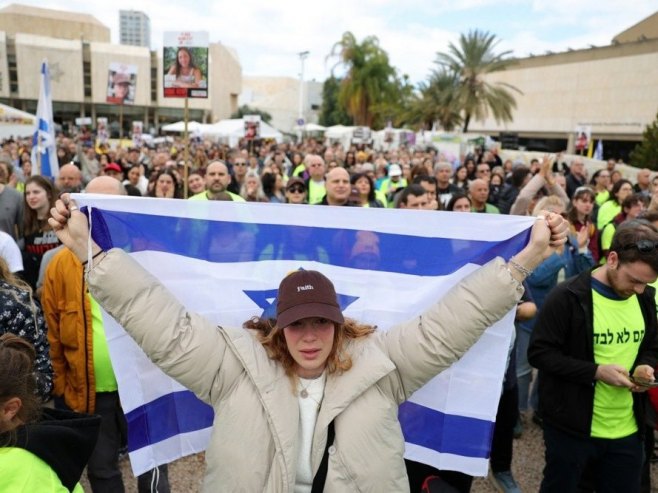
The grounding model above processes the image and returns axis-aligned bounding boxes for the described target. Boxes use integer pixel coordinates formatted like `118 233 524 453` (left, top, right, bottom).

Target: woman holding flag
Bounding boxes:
48 193 567 492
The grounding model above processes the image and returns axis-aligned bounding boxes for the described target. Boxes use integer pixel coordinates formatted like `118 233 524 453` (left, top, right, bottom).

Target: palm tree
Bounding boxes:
408 69 462 131
328 32 398 127
435 30 521 132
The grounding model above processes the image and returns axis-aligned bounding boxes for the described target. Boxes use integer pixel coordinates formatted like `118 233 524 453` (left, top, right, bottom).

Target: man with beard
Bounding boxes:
189 160 244 202
56 163 83 193
529 221 658 493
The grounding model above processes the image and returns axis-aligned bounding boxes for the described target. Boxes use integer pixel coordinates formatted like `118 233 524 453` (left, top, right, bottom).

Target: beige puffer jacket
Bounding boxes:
88 249 523 492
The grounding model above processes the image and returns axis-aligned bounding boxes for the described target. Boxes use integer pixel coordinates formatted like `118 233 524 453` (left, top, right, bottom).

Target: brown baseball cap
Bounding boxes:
276 270 344 328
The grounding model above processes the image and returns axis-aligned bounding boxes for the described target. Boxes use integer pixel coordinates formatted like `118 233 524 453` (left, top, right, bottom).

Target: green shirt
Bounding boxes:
90 295 118 392
188 191 245 202
595 190 610 206
597 201 621 230
590 285 643 438
0 447 84 493
307 180 326 205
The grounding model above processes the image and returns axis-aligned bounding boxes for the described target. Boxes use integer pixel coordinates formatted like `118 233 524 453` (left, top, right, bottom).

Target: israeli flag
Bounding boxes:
73 195 534 477
32 60 58 178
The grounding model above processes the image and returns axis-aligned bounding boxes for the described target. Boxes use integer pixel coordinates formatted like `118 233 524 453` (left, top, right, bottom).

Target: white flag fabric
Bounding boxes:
72 195 534 477
594 140 604 161
32 60 58 178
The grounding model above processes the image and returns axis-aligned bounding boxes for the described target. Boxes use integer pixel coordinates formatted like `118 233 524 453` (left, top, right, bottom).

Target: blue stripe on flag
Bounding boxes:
87 209 529 276
125 392 493 458
400 401 493 458
124 391 214 451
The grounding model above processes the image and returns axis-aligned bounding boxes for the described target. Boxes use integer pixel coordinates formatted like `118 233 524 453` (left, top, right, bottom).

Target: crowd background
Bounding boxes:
2 126 658 492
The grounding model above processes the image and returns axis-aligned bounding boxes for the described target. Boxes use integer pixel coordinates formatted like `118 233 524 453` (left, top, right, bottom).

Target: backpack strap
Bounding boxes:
311 420 335 493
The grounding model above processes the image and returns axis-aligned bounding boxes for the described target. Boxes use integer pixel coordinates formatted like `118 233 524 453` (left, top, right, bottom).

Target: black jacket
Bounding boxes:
7 407 101 491
528 269 658 439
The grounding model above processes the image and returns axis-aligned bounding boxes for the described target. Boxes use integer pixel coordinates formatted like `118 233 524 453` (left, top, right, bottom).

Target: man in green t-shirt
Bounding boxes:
529 221 658 493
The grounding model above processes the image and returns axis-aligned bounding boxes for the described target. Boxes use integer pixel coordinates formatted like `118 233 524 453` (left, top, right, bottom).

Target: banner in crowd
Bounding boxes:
132 121 143 147
31 60 58 178
243 114 260 140
163 31 209 99
106 63 137 105
72 196 534 477
96 117 109 145
575 125 592 152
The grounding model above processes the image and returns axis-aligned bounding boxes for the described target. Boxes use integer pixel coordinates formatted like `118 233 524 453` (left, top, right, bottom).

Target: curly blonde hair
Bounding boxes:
243 317 376 381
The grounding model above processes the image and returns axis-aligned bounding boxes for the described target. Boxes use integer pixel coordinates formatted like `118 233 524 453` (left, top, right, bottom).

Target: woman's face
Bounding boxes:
25 182 49 212
573 196 594 216
490 174 503 186
456 167 467 181
246 176 259 193
128 167 140 185
178 49 191 68
354 176 370 196
286 184 306 204
595 172 610 188
155 174 175 198
452 197 472 212
616 183 633 203
188 174 205 195
283 317 335 378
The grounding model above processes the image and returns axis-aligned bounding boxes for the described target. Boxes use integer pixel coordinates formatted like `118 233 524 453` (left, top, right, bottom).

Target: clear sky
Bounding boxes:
6 0 656 85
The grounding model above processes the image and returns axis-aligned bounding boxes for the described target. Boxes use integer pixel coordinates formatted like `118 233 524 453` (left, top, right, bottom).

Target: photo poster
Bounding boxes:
244 115 261 140
575 125 591 151
163 31 209 98
132 121 144 147
107 63 137 105
97 117 109 145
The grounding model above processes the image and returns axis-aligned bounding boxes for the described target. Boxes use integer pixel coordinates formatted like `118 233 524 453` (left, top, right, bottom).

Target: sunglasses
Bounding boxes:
621 240 658 253
287 186 305 193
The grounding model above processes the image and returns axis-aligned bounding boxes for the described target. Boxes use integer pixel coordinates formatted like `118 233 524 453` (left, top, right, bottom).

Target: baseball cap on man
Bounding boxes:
276 270 344 328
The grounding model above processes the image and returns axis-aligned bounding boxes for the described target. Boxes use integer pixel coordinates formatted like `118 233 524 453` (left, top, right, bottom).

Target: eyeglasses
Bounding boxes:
234 162 247 167
287 186 305 193
621 240 658 253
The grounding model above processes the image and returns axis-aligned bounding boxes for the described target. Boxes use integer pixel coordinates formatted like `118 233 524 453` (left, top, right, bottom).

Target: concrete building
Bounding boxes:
239 77 322 133
0 4 241 136
119 10 151 48
469 11 658 160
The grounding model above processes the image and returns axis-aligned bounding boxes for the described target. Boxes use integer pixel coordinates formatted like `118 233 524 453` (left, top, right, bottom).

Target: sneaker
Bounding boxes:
489 470 522 493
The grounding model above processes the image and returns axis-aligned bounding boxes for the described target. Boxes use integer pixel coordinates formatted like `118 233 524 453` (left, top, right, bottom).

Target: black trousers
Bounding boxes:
540 423 643 493
58 391 170 493
490 384 518 473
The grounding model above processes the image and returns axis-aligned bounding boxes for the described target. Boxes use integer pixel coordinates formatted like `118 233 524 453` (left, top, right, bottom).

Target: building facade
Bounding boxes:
0 4 241 136
119 10 151 48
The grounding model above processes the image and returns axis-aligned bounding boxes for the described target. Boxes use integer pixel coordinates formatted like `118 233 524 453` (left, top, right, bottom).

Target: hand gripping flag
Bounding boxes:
31 60 59 178
72 195 535 477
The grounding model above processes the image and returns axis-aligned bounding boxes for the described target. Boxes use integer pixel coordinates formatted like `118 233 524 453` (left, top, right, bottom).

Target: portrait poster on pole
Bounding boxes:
574 125 591 152
244 114 261 140
132 121 144 147
96 117 109 145
163 31 209 99
107 63 137 105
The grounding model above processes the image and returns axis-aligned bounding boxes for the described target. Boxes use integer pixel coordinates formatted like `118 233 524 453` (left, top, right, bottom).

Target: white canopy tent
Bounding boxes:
0 103 36 139
161 121 204 133
293 122 327 133
202 118 283 147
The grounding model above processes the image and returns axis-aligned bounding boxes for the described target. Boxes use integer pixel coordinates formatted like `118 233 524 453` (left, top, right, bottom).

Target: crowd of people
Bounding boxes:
0 127 657 493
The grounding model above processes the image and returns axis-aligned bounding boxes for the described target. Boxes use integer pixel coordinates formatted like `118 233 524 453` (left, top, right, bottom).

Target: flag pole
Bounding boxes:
36 135 41 176
183 95 189 198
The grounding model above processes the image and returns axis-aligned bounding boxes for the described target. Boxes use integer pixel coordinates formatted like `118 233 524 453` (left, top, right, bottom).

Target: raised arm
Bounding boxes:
382 212 568 398
48 195 234 402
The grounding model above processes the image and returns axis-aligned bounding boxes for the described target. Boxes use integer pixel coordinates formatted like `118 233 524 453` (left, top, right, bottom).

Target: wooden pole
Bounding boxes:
119 104 124 145
183 96 189 198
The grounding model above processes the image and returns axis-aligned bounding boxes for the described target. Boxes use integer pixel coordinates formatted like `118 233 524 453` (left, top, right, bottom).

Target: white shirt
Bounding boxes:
294 372 326 493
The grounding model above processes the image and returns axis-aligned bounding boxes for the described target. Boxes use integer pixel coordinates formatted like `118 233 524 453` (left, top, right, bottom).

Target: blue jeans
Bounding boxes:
540 424 644 493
